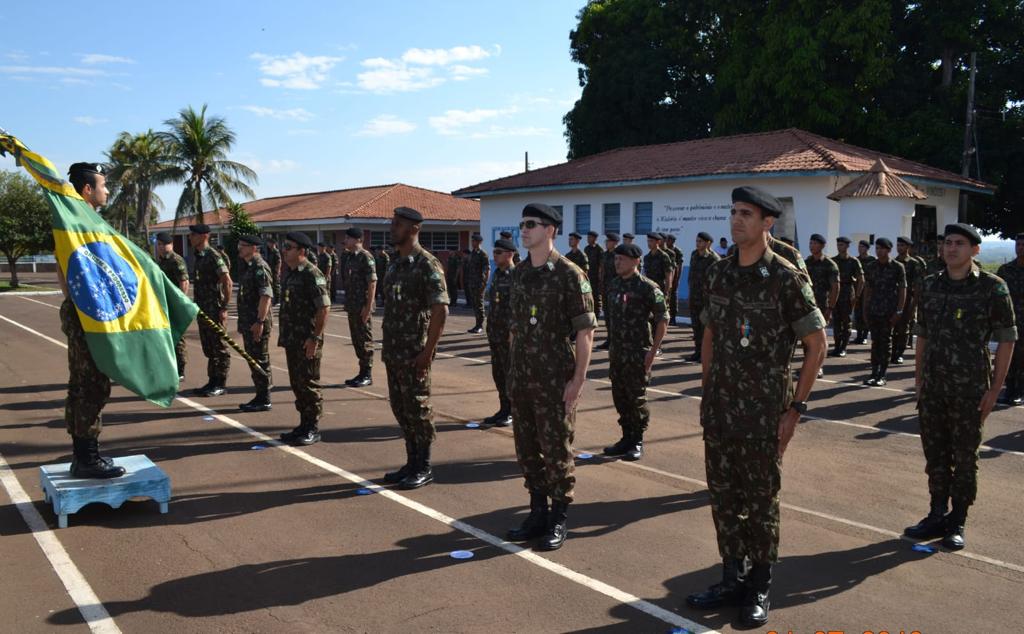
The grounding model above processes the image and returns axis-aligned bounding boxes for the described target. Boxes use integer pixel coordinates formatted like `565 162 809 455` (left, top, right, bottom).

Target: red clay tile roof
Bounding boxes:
452 128 992 196
827 159 927 201
151 183 479 230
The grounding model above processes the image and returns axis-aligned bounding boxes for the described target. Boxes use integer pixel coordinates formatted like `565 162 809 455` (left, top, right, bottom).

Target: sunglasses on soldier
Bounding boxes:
282 242 298 251
519 220 551 230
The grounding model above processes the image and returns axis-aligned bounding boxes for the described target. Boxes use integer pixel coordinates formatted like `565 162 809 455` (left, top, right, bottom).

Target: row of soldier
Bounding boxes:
62 161 1020 628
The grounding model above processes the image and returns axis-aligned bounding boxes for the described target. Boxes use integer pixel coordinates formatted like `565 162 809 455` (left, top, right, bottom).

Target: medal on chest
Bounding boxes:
393 283 402 301
740 318 751 347
529 305 538 325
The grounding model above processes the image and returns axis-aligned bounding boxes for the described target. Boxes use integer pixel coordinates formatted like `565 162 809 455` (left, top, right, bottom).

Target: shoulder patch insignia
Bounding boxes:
994 282 1009 296
580 280 592 294
801 283 815 304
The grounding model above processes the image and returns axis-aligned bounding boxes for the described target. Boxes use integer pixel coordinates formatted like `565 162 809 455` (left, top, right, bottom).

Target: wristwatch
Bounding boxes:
789 401 808 415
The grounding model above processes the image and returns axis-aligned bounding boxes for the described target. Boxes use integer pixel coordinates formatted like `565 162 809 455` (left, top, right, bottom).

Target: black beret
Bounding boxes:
568 232 582 239
836 236 851 244
471 233 483 241
944 223 981 246
587 230 599 238
897 236 913 245
285 231 315 250
858 239 871 247
614 243 643 259
317 242 326 247
494 239 516 251
875 237 893 249
697 231 713 242
623 233 635 239
499 230 513 239
646 232 663 241
238 234 262 246
345 227 363 239
732 186 782 217
189 223 210 235
605 232 620 242
810 233 826 244
1016 233 1024 240
155 231 173 244
664 234 676 241
68 162 104 177
393 206 423 223
522 202 561 225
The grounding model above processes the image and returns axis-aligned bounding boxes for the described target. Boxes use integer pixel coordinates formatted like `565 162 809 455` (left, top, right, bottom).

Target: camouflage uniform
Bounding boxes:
584 243 603 316
444 251 462 307
700 249 825 563
805 254 840 313
237 254 274 400
464 248 489 326
193 247 231 384
329 250 340 303
265 244 281 305
486 264 514 415
995 259 1024 398
600 250 617 331
382 245 449 445
914 265 1017 508
893 253 925 359
643 247 675 337
566 248 588 276
833 254 864 350
278 260 330 426
863 259 906 374
667 243 684 323
688 249 721 354
344 247 378 375
855 253 877 339
925 255 945 277
157 249 189 376
508 250 596 503
317 251 333 299
61 299 111 438
607 272 668 437
375 250 391 301
768 236 808 280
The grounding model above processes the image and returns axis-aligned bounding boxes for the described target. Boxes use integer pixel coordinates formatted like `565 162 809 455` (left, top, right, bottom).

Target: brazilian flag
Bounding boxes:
1 132 198 407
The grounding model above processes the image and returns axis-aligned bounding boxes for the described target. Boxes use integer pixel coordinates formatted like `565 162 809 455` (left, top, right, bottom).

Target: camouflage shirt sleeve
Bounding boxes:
363 251 377 282
175 256 188 283
424 256 449 307
913 277 928 338
567 265 597 332
990 277 1018 343
781 272 826 339
214 251 229 276
650 281 669 324
827 259 840 285
896 262 907 288
312 268 331 308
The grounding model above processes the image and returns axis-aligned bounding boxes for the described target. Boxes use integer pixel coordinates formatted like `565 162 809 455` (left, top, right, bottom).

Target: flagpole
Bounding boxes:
195 309 269 378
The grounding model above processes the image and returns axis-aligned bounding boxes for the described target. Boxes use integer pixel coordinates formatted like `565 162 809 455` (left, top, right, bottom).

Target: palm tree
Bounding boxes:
159 104 258 225
104 130 176 239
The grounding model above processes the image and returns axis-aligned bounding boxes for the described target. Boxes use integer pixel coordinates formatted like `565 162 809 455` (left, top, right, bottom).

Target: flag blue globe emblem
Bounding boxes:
66 242 139 322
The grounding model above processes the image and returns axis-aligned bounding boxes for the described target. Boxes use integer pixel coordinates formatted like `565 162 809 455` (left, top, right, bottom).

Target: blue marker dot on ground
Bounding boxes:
911 543 937 553
577 453 593 460
465 422 480 429
251 444 267 450
449 550 475 560
356 488 375 495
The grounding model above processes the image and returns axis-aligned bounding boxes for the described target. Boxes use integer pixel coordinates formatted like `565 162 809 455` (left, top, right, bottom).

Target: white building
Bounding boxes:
453 128 992 299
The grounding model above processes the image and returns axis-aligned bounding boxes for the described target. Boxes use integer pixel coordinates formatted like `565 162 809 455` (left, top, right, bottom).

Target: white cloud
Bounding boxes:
469 125 549 139
73 115 108 126
355 114 416 137
449 65 489 81
4 51 29 62
401 45 494 66
357 61 443 93
251 52 343 90
354 44 496 94
428 108 516 136
80 53 135 65
0 65 104 76
239 105 314 121
247 158 300 174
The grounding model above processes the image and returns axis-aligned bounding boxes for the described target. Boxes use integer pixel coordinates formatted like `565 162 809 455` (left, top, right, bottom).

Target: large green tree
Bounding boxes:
564 0 1024 237
104 129 176 241
0 170 54 288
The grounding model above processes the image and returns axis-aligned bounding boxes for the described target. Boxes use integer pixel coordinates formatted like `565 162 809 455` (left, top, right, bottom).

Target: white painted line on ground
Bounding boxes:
0 451 121 634
16 295 61 309
0 290 62 296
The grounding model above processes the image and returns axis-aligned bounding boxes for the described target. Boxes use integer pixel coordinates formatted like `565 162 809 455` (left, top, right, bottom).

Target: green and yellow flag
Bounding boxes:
0 132 198 407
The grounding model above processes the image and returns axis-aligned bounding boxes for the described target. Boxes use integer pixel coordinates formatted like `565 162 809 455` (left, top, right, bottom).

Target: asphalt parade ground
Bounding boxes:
1 293 1021 633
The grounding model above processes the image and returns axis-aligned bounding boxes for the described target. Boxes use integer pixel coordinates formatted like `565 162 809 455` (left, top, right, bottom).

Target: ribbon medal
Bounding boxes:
740 318 751 347
529 305 538 325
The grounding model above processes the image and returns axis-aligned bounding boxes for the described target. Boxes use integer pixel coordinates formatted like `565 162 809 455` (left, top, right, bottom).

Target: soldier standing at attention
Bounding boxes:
189 223 232 397
375 246 390 302
996 233 1024 405
905 224 1016 549
665 234 684 325
155 231 189 380
236 235 274 412
505 203 596 551
861 238 906 386
445 248 462 308
602 243 668 461
622 232 635 245
830 236 864 357
342 228 377 388
59 162 125 478
500 230 522 264
327 243 340 304
925 234 946 276
854 239 877 344
566 232 589 273
381 207 449 490
482 238 516 428
687 231 720 363
893 236 924 364
316 243 333 299
643 233 675 355
805 233 839 376
265 237 281 305
464 233 490 334
595 232 620 351
584 230 603 317
686 186 826 627
277 232 330 446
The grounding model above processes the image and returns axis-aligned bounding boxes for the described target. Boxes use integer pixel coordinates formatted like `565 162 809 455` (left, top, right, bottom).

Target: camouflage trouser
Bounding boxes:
61 300 111 439
271 276 281 305
285 343 322 426
833 288 855 346
466 284 485 325
487 330 511 413
330 276 338 304
1007 333 1024 395
918 386 985 506
241 324 272 399
609 348 650 436
446 275 459 306
891 298 916 358
690 298 705 351
854 295 869 336
198 315 231 382
669 278 680 323
174 335 187 377
509 375 576 503
385 359 436 445
704 436 781 564
347 309 374 372
868 316 894 371
592 278 603 318
602 290 614 335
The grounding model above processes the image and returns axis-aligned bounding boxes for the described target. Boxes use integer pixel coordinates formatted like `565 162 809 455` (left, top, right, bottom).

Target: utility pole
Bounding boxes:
958 52 977 222
524 151 530 173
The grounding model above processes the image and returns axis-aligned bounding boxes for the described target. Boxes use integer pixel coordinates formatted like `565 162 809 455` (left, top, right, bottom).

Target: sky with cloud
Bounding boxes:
1 1 584 219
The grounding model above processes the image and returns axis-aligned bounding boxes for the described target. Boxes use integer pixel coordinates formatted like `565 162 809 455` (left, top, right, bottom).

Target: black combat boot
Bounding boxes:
467 321 483 334
239 391 272 412
537 500 569 551
686 351 701 362
384 439 416 483
353 370 372 387
199 379 226 397
398 442 434 489
864 366 878 386
942 501 968 550
289 421 321 446
904 496 948 539
875 361 889 386
623 432 644 461
483 409 512 428
192 381 212 396
739 563 772 627
603 432 632 456
686 558 749 609
507 490 549 541
70 436 126 479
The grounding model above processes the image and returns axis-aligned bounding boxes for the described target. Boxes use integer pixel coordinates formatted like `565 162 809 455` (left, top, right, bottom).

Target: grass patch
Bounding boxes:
0 280 56 292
